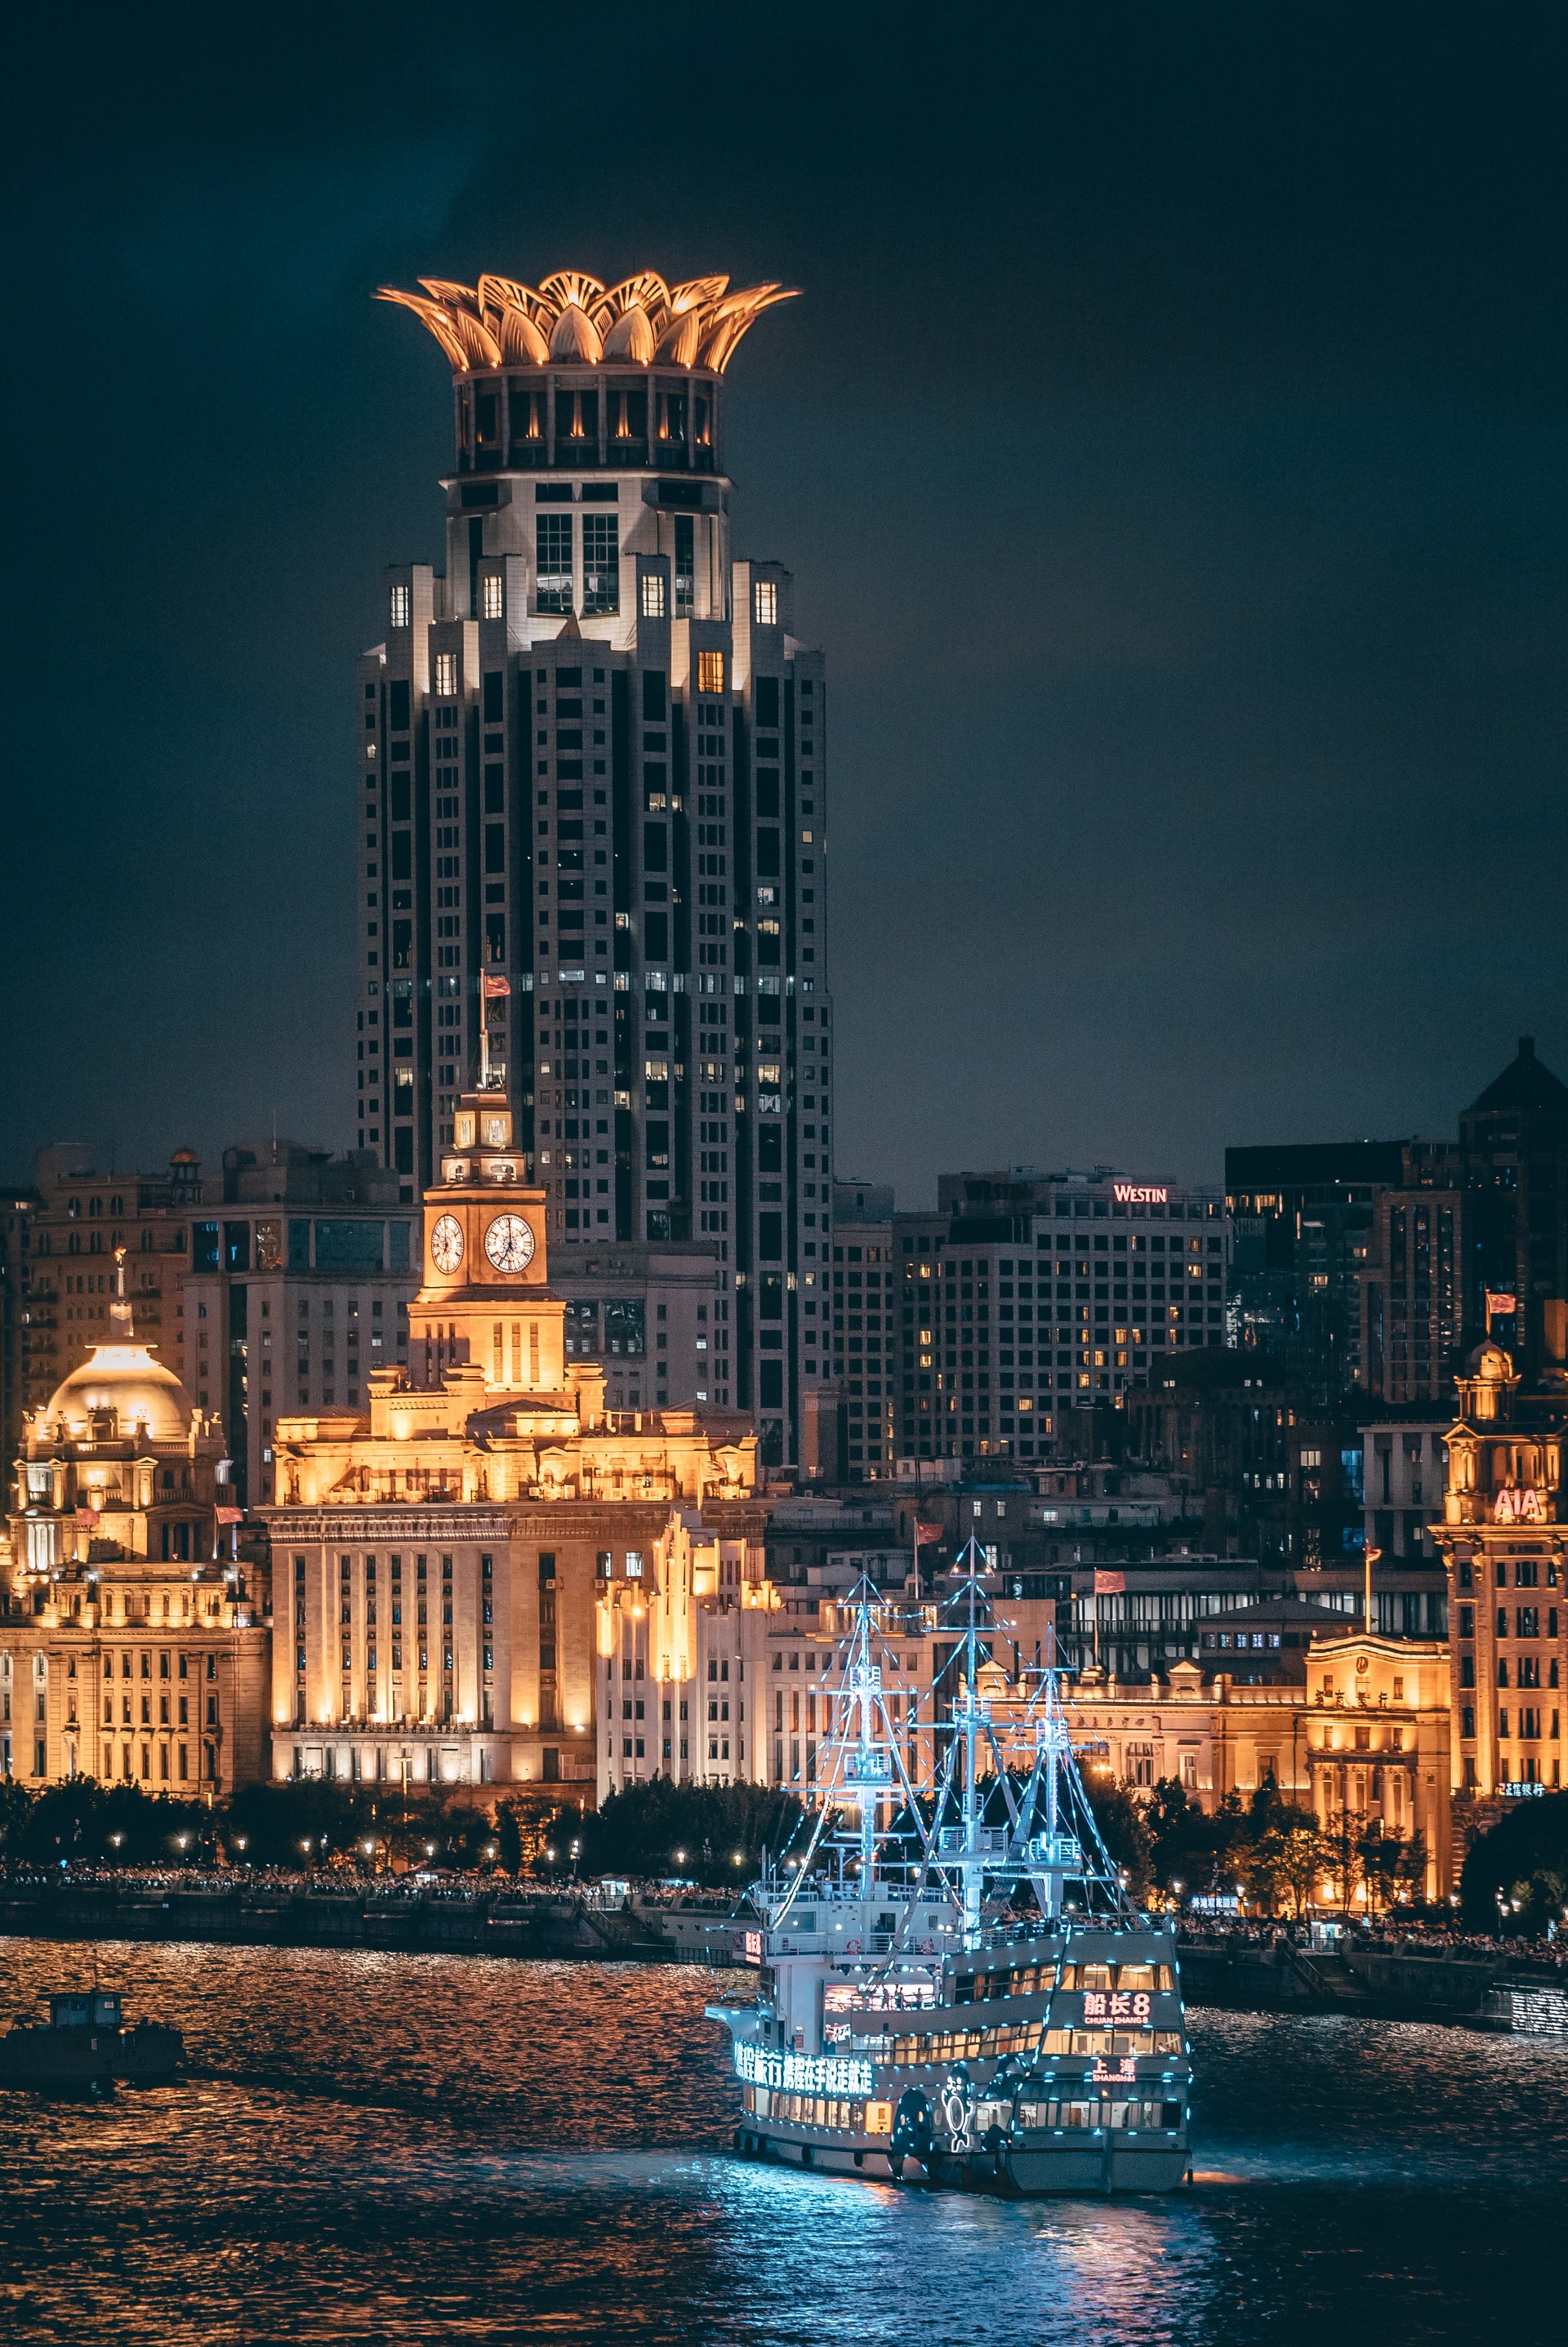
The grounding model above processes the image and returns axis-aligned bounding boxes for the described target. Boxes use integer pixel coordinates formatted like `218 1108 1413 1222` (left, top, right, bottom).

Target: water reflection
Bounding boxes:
0 1942 1561 2345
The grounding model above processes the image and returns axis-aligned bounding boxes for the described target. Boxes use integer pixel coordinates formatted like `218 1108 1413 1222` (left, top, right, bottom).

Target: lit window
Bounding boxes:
481 574 504 621
644 1058 669 1084
625 1552 644 1579
434 652 458 697
675 514 695 615
389 584 411 629
640 572 666 619
753 579 777 626
697 650 724 696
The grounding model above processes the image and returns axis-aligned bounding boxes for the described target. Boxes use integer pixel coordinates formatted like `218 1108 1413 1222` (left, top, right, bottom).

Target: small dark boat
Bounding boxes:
0 1992 182 2092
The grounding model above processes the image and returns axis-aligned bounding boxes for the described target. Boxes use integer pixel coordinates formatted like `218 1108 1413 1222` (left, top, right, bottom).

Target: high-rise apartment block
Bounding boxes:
826 1168 1228 1477
360 269 830 1471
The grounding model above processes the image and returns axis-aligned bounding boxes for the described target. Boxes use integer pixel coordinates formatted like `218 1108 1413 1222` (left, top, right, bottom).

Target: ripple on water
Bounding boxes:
0 1940 1562 2347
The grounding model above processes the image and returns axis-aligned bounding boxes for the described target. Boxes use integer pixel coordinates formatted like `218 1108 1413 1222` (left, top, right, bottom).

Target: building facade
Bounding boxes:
1225 1139 1403 1404
1433 1334 1568 1814
892 1170 1228 1467
4 1140 422 1518
261 1079 768 1795
360 266 830 1472
3 1254 268 1792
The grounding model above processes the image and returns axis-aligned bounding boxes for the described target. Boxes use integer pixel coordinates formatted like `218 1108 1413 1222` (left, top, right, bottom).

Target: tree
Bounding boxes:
492 1799 525 1875
568 1779 805 1886
1247 1813 1330 1918
1082 1778 1153 1899
224 1779 374 1867
1324 1806 1365 1915
0 1780 33 1858
1459 1791 1568 1934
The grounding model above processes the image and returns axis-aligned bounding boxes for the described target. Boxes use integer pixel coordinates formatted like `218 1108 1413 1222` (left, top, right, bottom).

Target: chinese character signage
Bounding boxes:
733 2044 874 2096
1081 1991 1152 2023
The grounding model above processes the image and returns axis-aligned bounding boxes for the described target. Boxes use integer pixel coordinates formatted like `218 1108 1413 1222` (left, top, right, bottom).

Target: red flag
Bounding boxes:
914 1521 942 1544
482 973 511 998
74 1507 100 1529
1486 1291 1517 1317
216 1507 244 1525
1094 1570 1125 1595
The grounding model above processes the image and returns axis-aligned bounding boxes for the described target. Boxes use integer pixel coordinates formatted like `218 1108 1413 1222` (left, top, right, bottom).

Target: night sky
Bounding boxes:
5 5 1566 1206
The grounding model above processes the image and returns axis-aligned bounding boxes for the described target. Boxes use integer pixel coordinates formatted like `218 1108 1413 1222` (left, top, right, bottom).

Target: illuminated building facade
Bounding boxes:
360 267 830 1471
863 1169 1227 1467
262 1081 766 1793
3 1252 268 1792
2 1141 418 1519
1433 1334 1568 1819
1299 1633 1452 1898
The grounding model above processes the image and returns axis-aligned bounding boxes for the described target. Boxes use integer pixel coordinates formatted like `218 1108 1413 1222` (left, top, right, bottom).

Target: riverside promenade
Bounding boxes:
0 1868 686 1962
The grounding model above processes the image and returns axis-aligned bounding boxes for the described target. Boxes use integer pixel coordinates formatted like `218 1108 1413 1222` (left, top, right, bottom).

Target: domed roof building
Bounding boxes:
38 1338 193 1449
3 1251 269 1794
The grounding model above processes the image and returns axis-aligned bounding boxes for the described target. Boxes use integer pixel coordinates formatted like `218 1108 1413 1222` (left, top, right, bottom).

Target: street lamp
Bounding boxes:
675 1849 686 1866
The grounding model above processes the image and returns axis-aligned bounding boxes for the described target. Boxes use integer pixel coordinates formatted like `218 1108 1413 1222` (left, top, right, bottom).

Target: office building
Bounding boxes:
362 266 831 1472
854 1168 1227 1468
1226 1140 1404 1404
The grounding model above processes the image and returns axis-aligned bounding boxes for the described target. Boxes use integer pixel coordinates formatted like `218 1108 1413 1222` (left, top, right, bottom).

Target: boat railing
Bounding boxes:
937 1826 1011 1855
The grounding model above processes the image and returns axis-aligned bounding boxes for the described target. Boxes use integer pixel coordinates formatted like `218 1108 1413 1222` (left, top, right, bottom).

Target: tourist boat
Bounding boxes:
707 1543 1192 2193
0 1990 182 2093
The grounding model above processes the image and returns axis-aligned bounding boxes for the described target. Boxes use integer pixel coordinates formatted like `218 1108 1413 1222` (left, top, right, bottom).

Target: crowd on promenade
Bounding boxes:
0 1860 577 1905
1176 1915 1568 1976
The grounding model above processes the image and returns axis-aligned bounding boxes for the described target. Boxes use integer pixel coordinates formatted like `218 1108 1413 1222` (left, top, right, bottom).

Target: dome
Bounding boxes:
39 1342 192 1445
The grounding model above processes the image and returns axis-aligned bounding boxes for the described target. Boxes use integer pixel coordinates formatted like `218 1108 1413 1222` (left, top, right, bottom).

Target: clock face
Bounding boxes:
484 1213 535 1274
430 1214 465 1275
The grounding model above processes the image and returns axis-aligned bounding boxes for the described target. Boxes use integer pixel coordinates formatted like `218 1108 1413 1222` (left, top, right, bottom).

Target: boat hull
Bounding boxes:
0 2024 182 2091
733 2125 1190 2195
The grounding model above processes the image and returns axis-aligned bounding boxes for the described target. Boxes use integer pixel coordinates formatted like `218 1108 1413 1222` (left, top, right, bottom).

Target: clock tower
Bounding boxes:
408 1081 568 1396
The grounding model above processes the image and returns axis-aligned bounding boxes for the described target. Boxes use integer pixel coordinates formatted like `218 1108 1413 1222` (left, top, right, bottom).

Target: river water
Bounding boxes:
0 1940 1561 2345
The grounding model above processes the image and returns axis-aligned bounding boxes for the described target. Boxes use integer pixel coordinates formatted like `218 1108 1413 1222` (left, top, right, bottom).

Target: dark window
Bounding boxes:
755 676 780 729
643 822 668 871
537 515 573 612
756 830 780 875
390 679 410 731
483 671 503 724
642 670 667 722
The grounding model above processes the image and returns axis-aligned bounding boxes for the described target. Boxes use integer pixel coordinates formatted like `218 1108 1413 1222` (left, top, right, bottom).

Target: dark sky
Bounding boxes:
5 3 1566 1208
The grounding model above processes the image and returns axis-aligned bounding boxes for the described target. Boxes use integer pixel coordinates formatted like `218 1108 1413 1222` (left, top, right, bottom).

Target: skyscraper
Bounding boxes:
358 268 831 1468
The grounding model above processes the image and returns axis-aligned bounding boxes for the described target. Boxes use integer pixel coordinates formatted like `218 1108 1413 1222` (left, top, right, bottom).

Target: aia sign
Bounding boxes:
1493 1486 1547 1523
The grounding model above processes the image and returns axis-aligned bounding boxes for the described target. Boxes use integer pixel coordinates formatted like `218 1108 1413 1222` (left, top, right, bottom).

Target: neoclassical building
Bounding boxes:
3 1253 269 1793
1433 1332 1568 1824
261 1082 769 1795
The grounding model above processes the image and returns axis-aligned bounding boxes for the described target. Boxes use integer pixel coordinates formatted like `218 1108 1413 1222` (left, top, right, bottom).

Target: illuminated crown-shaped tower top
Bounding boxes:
376 269 796 479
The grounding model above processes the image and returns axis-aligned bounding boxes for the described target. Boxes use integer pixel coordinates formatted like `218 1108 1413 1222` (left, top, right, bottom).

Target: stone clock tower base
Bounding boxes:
408 1084 568 1396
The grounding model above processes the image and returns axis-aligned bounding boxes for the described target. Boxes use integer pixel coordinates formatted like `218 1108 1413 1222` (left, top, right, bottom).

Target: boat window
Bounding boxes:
1117 1964 1156 1992
1080 1964 1113 1992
